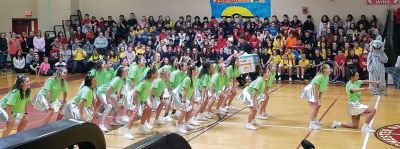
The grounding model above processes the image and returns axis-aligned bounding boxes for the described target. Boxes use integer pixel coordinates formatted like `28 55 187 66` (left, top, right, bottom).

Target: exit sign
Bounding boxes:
368 0 398 4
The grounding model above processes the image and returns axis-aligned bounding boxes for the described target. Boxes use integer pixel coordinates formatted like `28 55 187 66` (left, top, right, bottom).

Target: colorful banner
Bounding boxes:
238 54 260 74
367 0 398 4
210 0 271 18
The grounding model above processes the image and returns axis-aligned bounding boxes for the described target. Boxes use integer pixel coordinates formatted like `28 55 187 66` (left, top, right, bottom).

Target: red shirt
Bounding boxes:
49 48 60 59
249 38 260 49
359 56 367 69
216 38 227 50
335 54 346 66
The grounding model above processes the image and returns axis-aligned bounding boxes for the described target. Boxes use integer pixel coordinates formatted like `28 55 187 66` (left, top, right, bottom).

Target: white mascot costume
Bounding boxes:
367 36 388 96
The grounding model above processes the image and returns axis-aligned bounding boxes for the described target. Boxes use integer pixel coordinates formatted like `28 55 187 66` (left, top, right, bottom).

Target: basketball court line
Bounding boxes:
361 96 381 149
295 89 343 149
186 84 287 142
218 121 363 133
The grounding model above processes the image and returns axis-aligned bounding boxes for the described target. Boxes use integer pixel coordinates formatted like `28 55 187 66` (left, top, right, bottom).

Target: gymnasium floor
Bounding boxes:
0 73 399 149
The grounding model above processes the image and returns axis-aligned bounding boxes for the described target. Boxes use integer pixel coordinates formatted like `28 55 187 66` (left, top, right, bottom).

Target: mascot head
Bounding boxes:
370 38 385 52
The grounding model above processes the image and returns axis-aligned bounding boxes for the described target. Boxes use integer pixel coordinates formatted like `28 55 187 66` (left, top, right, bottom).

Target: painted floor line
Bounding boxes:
361 95 381 149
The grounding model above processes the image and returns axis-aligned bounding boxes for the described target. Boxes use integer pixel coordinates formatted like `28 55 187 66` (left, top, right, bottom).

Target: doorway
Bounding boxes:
12 18 38 34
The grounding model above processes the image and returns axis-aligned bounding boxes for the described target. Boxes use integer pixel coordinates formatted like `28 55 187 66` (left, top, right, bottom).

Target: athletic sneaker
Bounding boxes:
111 119 124 126
145 122 153 130
220 107 229 113
331 121 341 129
98 124 108 132
121 115 130 123
309 123 321 130
203 112 212 119
226 106 237 110
315 121 322 126
138 125 149 133
163 116 173 122
262 112 272 117
361 125 376 133
251 119 260 126
189 118 200 126
154 119 166 125
196 114 208 121
176 124 188 134
256 115 269 120
122 127 134 140
185 123 196 130
217 109 227 115
246 123 258 130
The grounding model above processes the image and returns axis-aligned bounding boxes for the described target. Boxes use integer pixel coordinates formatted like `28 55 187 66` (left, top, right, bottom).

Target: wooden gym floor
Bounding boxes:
0 72 399 149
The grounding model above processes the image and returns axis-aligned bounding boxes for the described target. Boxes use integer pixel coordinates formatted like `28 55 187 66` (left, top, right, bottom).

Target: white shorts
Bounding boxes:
347 101 369 116
171 89 193 112
238 88 264 108
32 93 63 112
62 100 93 122
301 83 321 105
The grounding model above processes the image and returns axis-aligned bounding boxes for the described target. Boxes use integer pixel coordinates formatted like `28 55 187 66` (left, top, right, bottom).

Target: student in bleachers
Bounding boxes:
13 50 26 73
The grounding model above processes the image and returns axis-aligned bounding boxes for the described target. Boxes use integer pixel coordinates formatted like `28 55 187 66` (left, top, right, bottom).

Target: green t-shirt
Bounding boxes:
246 77 267 97
39 78 68 102
196 74 211 89
346 80 363 103
105 68 115 84
158 65 172 74
97 77 124 95
152 78 168 97
73 86 94 107
213 63 218 74
170 70 187 89
1 89 30 113
178 77 197 99
211 73 225 92
311 74 329 93
127 65 146 86
155 62 161 69
226 65 240 81
266 73 276 88
135 80 153 103
89 69 107 87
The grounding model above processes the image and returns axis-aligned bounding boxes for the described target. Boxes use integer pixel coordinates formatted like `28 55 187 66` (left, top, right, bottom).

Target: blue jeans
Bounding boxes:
0 53 7 69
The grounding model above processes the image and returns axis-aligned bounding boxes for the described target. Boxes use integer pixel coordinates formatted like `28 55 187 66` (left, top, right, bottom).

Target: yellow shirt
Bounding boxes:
89 54 103 62
73 48 86 61
354 47 363 56
135 47 145 55
265 48 272 55
119 51 126 59
108 56 119 63
286 53 296 61
279 59 293 67
298 59 310 68
273 39 284 49
269 55 281 64
321 48 327 59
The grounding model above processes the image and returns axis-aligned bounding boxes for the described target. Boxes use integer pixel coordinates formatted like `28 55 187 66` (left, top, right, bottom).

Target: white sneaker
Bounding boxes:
145 122 153 130
189 118 200 126
185 123 196 130
111 119 124 126
262 113 272 117
138 125 149 133
251 119 260 126
121 115 130 123
220 107 229 113
256 115 269 120
309 123 321 130
289 77 292 82
98 124 108 132
154 119 166 125
196 114 208 121
203 112 212 119
163 116 173 122
246 123 258 130
315 121 322 126
331 121 341 129
217 109 227 115
176 124 188 134
122 127 134 140
361 125 376 133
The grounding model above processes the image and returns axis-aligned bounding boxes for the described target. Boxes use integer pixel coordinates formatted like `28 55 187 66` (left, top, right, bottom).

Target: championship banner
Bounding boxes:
367 0 398 4
238 54 259 74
